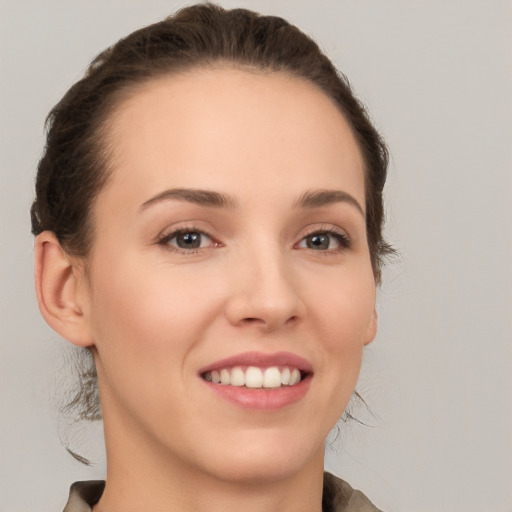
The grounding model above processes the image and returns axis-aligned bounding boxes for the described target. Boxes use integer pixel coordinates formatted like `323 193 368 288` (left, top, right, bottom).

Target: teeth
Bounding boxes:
245 367 263 388
290 368 301 386
203 366 304 389
263 367 282 388
230 366 245 387
220 369 231 385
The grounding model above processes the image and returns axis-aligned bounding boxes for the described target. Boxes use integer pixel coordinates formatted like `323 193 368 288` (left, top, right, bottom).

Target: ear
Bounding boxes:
363 308 378 346
34 231 94 347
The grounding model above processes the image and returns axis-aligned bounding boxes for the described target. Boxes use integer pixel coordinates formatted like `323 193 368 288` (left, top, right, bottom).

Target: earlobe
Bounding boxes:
364 308 378 346
34 232 94 347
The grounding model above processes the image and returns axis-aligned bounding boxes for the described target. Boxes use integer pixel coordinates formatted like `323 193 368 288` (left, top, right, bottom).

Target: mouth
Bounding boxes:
202 365 308 389
198 351 313 408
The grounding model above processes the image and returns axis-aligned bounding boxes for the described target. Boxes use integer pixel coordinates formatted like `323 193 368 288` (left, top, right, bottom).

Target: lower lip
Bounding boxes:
203 375 312 410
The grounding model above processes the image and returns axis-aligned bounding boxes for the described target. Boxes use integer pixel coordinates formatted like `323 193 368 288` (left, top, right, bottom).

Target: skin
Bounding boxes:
35 67 377 512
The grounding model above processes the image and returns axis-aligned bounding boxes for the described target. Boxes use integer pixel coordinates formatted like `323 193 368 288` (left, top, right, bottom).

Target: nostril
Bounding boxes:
243 317 263 324
241 315 299 327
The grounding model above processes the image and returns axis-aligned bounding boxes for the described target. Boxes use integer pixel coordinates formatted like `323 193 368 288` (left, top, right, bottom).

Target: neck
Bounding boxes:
94 414 325 512
96 464 325 512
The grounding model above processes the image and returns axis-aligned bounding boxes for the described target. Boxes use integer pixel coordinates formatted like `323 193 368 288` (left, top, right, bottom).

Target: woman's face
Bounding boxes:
79 67 377 483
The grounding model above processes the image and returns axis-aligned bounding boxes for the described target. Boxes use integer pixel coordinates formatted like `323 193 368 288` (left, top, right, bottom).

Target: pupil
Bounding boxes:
308 234 329 250
178 232 201 249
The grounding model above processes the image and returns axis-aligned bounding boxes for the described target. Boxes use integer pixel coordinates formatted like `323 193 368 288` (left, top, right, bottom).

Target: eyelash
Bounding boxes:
157 225 351 254
296 226 351 253
157 226 218 254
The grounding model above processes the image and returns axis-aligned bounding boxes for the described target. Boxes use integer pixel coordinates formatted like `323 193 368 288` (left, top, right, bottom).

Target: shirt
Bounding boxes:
62 472 382 511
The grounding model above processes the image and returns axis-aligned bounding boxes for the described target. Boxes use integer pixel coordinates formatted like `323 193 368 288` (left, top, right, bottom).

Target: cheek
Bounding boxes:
307 267 375 399
310 268 376 346
85 253 226 430
86 253 219 371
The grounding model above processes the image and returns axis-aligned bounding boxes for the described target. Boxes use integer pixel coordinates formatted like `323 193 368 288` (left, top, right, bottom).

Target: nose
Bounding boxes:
224 247 305 332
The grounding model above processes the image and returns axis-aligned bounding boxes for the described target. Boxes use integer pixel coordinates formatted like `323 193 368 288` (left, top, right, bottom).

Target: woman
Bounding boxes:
32 4 392 511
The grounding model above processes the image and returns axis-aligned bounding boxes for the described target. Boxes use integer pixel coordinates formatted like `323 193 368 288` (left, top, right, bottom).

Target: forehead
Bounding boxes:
101 66 365 210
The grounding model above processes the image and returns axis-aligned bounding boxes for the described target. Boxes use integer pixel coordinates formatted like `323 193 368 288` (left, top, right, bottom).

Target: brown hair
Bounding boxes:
32 3 393 438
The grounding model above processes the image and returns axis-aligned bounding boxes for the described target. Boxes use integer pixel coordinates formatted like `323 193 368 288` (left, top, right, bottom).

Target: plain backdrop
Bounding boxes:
1 1 511 511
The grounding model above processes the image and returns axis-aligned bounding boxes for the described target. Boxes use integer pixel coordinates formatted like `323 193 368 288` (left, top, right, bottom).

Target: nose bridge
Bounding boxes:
225 234 304 329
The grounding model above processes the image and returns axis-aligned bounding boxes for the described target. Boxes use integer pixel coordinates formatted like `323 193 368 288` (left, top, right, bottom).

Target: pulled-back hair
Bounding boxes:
32 3 393 431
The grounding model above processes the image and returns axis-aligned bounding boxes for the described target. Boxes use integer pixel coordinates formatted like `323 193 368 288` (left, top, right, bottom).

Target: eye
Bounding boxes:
159 229 215 252
297 229 350 251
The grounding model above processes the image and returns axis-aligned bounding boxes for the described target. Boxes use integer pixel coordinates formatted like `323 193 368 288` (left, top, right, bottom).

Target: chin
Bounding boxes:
189 430 325 485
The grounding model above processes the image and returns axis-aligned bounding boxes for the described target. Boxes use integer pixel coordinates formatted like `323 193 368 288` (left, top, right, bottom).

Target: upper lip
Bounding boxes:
198 351 313 375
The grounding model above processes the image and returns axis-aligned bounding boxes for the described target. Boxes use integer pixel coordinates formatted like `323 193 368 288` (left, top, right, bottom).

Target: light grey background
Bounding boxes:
1 1 511 511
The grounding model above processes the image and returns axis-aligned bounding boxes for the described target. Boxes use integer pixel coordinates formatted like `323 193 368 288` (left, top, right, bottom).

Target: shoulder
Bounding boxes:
323 472 383 512
62 480 105 512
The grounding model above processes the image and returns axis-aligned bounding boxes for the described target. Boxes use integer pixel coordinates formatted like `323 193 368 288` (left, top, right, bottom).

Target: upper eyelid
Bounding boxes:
298 224 350 239
157 223 214 239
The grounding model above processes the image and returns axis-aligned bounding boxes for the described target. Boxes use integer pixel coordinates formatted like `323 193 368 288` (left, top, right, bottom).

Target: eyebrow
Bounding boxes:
139 188 239 212
139 187 364 216
293 189 365 216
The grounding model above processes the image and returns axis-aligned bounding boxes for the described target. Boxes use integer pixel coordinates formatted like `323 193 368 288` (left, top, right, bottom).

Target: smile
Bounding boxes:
202 366 303 389
198 351 313 409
